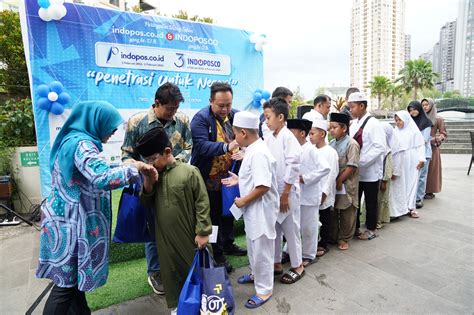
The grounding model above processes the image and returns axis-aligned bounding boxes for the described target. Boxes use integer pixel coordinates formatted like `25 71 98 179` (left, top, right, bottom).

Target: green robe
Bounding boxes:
141 160 212 308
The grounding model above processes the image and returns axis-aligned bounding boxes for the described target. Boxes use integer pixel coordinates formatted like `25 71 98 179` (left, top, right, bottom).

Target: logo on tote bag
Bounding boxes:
200 293 228 315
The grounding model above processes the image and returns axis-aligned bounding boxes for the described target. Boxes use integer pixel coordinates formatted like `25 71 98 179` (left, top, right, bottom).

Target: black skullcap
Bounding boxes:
135 127 170 158
329 112 350 126
287 119 313 133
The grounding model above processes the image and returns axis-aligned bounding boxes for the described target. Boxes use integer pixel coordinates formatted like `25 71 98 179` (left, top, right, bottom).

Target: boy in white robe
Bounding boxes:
287 119 330 265
221 111 279 309
262 98 305 284
310 120 339 257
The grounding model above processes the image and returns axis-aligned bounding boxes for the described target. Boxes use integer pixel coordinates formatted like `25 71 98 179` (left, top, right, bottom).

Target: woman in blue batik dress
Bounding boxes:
36 101 157 314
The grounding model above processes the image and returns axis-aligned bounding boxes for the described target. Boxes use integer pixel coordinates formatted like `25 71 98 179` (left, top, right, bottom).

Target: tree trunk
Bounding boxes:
413 86 418 100
378 94 381 110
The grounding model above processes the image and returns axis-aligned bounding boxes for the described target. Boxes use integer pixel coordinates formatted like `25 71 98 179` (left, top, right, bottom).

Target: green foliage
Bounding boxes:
0 10 30 98
437 97 474 109
384 82 404 110
367 76 391 109
0 143 14 175
397 58 438 100
0 98 36 147
289 86 305 118
442 90 462 99
172 10 214 23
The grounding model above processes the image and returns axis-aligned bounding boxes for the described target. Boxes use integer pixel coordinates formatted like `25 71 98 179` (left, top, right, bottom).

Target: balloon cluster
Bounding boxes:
249 33 267 52
36 81 70 115
38 0 67 22
251 89 271 108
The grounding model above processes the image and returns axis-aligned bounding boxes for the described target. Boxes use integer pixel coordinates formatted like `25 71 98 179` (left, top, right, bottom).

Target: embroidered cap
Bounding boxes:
312 119 328 132
233 111 259 129
347 92 367 102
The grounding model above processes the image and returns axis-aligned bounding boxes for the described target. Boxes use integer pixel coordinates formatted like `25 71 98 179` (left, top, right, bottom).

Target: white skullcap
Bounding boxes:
347 91 367 102
312 119 328 131
233 111 259 129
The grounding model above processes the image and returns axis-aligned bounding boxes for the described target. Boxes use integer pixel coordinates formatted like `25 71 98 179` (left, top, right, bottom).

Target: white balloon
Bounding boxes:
58 5 67 18
38 8 52 21
48 91 59 102
50 0 64 5
49 5 63 20
255 42 263 52
249 33 260 44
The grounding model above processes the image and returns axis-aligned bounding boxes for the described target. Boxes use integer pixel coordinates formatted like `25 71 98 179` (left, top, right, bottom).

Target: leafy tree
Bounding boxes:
442 90 462 99
0 98 36 147
0 10 30 98
172 10 214 23
397 58 438 101
332 96 346 112
367 76 391 109
289 86 305 118
386 82 404 110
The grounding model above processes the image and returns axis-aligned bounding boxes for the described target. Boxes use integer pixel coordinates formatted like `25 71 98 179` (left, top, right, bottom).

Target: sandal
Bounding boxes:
316 247 329 257
244 294 272 309
302 258 317 267
280 268 305 284
424 193 435 200
357 230 377 240
338 241 349 250
238 274 254 284
354 229 362 238
409 210 419 219
281 251 290 264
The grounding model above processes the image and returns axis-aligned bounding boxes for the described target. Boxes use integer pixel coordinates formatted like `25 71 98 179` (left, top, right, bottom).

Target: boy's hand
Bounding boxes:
391 175 397 181
234 197 246 208
336 178 343 191
380 181 387 192
195 235 209 249
320 193 327 205
299 175 305 184
280 193 289 213
231 150 245 161
221 171 239 187
416 161 425 170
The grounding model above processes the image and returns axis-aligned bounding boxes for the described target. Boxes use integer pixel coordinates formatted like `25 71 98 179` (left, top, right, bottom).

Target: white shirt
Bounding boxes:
349 112 386 182
317 144 339 209
238 139 279 240
302 109 324 122
300 142 330 206
264 126 301 194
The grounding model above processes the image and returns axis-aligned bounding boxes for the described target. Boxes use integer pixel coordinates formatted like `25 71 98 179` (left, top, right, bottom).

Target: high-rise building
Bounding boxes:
350 0 406 101
454 0 474 97
419 49 433 64
436 21 457 92
404 34 411 61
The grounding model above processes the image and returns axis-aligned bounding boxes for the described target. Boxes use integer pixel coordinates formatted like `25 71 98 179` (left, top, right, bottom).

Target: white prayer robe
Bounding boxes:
317 145 339 210
264 126 303 268
349 113 386 182
238 138 279 295
299 142 330 259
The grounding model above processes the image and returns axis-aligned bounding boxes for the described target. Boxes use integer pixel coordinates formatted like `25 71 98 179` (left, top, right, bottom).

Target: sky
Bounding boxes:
158 0 459 99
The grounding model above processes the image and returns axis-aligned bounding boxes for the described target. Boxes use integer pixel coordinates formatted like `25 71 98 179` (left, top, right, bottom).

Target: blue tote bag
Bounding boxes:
177 250 202 315
221 161 240 217
113 182 155 243
200 248 235 315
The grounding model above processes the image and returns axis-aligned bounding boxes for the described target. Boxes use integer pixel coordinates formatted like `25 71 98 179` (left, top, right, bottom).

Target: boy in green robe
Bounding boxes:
137 127 212 310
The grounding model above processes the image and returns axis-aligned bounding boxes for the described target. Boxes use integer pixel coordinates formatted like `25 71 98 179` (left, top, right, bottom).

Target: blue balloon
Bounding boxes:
50 102 65 115
261 90 271 100
254 89 262 94
36 85 50 97
49 81 63 94
252 99 261 108
253 92 262 102
37 98 51 110
57 92 70 105
38 0 50 8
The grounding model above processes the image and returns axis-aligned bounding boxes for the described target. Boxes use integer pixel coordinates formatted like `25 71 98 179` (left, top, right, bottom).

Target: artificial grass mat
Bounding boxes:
86 189 249 311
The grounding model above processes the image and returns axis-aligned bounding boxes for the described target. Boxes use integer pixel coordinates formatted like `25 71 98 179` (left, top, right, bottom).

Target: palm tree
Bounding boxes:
367 76 391 109
386 82 404 111
397 59 438 100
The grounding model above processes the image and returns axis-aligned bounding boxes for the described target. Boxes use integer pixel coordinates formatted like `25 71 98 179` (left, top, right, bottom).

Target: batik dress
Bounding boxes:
36 140 140 292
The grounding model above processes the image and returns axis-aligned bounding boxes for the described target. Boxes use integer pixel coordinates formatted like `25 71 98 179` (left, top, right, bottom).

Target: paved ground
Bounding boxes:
1 154 473 315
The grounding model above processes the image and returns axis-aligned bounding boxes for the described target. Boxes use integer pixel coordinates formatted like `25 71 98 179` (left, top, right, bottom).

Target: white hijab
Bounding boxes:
393 111 425 153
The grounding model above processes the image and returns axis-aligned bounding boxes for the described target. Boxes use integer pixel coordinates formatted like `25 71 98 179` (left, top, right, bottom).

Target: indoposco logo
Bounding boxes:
166 32 174 41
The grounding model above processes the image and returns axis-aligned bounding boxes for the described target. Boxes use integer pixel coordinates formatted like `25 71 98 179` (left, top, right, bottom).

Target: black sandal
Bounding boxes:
302 258 317 267
280 268 305 284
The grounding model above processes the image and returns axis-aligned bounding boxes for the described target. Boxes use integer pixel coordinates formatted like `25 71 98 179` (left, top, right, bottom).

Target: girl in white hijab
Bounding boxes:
389 111 426 219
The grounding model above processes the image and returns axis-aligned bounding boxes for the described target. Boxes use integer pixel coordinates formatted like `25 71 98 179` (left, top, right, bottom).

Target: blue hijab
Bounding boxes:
50 101 124 184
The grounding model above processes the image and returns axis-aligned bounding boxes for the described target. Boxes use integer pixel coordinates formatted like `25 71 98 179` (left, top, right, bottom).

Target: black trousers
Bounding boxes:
43 285 91 315
318 207 332 248
357 181 379 231
207 190 235 259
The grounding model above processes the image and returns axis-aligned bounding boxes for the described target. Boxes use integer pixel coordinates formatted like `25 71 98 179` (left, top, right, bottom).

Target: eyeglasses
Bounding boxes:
144 153 161 164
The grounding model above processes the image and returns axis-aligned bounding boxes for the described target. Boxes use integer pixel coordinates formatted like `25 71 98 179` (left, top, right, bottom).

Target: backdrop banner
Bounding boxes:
19 0 263 197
